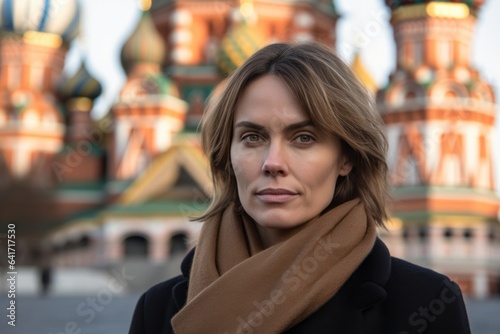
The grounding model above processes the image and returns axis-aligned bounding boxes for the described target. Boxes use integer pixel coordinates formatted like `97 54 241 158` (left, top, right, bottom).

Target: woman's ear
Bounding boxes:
339 158 352 176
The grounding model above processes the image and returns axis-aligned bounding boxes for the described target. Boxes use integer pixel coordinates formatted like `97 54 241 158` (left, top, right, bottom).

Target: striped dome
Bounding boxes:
120 11 165 74
386 0 484 10
0 0 80 43
57 62 103 101
216 23 265 75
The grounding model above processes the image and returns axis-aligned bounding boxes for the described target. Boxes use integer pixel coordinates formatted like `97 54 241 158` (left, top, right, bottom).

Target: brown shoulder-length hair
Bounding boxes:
197 42 389 227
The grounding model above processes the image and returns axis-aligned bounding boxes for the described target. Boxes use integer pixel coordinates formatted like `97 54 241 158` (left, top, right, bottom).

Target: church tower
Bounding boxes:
54 60 106 217
0 0 83 261
0 0 80 187
378 0 500 297
108 3 188 197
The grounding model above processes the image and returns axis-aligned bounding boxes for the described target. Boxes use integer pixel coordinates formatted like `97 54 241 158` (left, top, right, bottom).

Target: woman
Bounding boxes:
129 42 471 334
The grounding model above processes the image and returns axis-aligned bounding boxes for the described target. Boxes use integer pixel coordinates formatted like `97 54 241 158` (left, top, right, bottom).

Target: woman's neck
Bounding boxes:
253 219 313 248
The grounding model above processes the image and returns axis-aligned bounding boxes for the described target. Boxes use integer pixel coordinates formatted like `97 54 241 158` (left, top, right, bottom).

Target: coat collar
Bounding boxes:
172 238 391 312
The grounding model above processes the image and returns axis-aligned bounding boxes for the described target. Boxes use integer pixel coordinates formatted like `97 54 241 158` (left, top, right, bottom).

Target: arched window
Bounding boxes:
445 90 457 98
78 235 90 248
405 91 416 100
418 227 428 241
392 84 424 106
443 228 453 239
488 229 496 242
63 240 78 252
431 81 468 101
123 235 149 258
169 232 188 256
463 229 474 241
402 228 410 240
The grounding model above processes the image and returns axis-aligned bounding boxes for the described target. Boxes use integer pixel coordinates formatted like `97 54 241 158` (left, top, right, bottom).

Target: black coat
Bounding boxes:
129 239 471 333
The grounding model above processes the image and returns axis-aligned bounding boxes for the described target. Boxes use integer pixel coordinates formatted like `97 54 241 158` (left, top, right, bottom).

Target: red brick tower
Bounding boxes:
378 0 499 297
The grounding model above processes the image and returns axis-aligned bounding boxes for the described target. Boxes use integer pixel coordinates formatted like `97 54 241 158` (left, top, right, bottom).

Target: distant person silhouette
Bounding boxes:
40 266 52 296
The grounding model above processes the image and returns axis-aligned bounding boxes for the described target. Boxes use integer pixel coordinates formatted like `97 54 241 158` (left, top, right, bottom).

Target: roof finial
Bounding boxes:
240 0 254 20
138 0 152 11
239 0 256 24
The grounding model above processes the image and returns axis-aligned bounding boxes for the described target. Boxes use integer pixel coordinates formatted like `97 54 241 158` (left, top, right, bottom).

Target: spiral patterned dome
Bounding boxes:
386 0 485 10
0 0 80 43
57 62 103 101
216 22 265 75
120 11 166 74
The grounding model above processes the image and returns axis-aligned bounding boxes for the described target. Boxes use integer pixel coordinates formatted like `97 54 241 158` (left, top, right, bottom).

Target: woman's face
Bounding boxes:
230 75 351 241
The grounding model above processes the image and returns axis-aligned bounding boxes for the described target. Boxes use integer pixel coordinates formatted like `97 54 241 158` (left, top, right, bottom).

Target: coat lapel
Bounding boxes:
344 238 392 333
350 238 391 310
171 248 194 310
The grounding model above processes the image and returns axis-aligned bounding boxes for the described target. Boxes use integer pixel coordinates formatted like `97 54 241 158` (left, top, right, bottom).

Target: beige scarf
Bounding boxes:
171 198 376 334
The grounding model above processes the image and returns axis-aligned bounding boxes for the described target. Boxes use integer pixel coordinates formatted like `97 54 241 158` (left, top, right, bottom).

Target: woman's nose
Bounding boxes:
262 142 288 176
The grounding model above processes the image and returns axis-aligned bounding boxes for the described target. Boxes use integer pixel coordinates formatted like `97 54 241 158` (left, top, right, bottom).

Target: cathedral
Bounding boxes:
0 0 498 296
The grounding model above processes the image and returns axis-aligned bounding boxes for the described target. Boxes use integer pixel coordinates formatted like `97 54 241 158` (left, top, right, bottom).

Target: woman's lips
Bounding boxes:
255 189 298 203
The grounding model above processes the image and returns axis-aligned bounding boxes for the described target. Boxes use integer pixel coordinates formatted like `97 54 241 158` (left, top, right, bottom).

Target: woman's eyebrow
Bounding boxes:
284 120 315 132
234 120 314 131
234 121 265 131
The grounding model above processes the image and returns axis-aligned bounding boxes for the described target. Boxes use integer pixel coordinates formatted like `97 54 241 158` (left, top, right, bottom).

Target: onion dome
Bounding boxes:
386 0 484 10
120 11 166 74
0 0 80 43
216 1 265 75
57 61 103 102
216 24 265 75
351 53 377 94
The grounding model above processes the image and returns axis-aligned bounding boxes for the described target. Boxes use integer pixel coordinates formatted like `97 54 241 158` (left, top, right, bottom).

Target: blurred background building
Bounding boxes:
0 0 498 296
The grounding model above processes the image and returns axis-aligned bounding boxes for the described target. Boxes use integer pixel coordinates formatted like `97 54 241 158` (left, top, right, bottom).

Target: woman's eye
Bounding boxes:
243 134 261 142
296 134 314 143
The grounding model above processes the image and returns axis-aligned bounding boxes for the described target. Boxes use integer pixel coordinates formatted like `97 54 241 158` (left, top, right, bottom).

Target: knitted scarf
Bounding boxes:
171 198 376 333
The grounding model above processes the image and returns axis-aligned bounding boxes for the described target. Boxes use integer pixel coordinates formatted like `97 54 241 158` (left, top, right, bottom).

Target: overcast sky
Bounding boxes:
63 0 500 191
